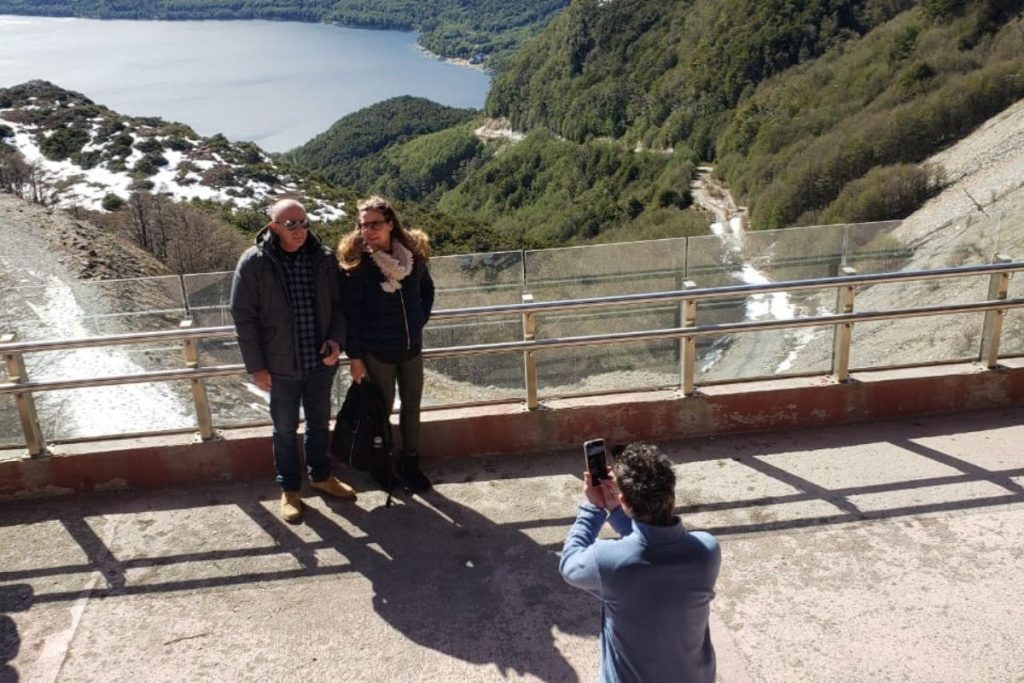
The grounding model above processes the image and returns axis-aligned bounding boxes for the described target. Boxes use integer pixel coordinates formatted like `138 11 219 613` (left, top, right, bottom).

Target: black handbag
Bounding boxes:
331 380 399 505
331 380 391 471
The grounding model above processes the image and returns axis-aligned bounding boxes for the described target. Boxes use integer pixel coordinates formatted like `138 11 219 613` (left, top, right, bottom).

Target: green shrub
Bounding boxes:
71 149 103 169
134 138 165 155
133 153 167 176
40 126 91 161
166 136 192 152
820 163 940 223
101 193 125 211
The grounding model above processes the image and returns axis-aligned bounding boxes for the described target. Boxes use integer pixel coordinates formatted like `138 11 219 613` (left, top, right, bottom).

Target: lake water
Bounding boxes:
0 15 491 151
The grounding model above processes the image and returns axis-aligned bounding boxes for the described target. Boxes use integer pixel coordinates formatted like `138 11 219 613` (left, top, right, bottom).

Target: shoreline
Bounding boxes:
414 44 492 75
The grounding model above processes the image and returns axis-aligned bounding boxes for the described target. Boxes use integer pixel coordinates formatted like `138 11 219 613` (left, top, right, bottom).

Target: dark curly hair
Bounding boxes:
613 442 676 525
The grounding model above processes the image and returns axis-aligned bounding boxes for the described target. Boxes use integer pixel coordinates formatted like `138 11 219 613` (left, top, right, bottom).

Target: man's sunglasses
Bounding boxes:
275 217 309 230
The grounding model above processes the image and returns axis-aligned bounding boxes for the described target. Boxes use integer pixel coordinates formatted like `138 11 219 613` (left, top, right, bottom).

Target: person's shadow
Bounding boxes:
307 487 590 681
0 584 31 683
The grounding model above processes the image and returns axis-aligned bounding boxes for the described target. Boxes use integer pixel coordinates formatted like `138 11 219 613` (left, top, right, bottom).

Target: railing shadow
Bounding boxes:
668 407 1024 536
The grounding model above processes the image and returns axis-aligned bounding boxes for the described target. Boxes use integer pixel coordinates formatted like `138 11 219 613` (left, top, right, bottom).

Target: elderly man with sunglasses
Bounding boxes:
230 198 356 523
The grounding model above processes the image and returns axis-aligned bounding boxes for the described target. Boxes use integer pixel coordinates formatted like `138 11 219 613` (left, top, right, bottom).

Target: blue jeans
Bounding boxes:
269 364 337 491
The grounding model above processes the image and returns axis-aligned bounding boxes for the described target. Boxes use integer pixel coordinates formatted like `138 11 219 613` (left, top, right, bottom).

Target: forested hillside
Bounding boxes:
287 105 706 250
285 97 479 189
487 0 1024 229
0 0 569 67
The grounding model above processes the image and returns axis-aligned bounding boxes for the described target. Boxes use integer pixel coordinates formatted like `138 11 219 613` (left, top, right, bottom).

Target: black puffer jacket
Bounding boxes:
343 255 434 360
229 227 345 379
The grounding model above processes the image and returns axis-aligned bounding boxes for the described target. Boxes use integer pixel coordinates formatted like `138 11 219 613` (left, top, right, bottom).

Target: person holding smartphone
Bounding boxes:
560 441 721 683
337 195 435 492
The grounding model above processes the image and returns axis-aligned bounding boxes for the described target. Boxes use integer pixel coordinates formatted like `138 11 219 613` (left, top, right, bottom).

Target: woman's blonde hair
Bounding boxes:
337 195 430 271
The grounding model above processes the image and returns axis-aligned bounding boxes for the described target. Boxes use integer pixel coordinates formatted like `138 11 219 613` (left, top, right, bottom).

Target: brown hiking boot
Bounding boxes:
310 476 357 500
280 490 303 523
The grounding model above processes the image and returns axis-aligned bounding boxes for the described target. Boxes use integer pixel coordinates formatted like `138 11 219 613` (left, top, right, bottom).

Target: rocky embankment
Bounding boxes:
771 97 1024 371
0 193 170 285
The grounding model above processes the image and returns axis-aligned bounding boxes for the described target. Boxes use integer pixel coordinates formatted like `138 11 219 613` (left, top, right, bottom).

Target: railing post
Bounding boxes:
831 267 857 383
521 294 539 410
180 320 215 440
980 254 1012 368
680 281 697 396
1 333 47 456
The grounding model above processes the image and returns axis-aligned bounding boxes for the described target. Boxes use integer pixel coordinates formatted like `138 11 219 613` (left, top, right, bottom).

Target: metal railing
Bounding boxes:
2 259 1021 456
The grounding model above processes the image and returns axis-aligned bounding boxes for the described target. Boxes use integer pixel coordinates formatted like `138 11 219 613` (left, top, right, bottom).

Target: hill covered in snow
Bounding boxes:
0 80 345 220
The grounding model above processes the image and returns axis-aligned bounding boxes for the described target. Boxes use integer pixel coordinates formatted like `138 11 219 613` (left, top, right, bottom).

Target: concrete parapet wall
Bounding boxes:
3 361 1023 498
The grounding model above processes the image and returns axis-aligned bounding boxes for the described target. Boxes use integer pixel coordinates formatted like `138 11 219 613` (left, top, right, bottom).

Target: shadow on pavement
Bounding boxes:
309 490 586 681
661 407 1024 535
0 479 590 681
0 584 30 683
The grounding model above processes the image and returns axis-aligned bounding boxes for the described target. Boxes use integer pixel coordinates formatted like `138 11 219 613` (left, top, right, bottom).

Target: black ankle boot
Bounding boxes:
396 451 431 492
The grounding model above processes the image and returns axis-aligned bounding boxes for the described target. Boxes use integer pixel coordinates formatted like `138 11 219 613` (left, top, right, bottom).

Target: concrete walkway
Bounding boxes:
2 407 1023 682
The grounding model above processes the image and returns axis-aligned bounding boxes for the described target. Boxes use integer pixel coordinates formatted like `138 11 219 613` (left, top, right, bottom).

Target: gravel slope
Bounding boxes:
777 97 1024 371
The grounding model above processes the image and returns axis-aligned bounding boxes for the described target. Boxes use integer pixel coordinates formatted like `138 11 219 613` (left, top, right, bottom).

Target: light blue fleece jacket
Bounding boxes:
560 502 721 683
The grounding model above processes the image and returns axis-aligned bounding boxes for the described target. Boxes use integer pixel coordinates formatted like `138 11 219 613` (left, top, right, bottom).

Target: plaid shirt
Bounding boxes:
278 248 319 371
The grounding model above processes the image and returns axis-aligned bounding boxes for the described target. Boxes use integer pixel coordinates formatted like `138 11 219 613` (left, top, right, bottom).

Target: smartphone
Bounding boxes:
583 438 608 483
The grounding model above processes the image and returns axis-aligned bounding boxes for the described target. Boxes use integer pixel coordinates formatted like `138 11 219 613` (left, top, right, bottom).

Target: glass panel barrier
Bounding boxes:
524 238 686 302
849 275 989 369
43 380 197 441
535 306 680 397
423 351 524 406
422 252 525 406
535 340 679 398
738 224 847 281
850 314 983 369
431 251 524 309
2 275 185 342
686 229 842 381
0 364 21 448
182 271 234 328
0 219 1020 441
698 324 836 384
843 220 909 274
422 316 523 406
0 350 25 449
207 374 270 429
1003 261 1024 356
1002 310 1024 357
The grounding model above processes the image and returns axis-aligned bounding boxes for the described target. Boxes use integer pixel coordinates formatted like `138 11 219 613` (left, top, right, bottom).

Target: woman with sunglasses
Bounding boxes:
337 195 435 492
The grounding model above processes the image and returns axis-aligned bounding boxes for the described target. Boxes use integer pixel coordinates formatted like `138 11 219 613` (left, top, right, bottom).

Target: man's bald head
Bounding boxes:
269 199 306 222
267 199 310 253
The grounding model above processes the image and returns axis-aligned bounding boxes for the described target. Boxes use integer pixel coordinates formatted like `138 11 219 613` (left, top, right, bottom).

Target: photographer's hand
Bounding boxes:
600 470 621 511
583 471 620 510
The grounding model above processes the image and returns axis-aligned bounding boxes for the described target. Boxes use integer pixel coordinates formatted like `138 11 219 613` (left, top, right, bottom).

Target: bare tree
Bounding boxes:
0 148 30 197
126 192 154 252
163 201 248 273
25 161 51 206
108 192 248 274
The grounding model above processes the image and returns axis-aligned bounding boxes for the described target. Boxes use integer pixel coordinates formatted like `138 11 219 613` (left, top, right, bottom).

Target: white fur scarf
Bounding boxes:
369 240 413 293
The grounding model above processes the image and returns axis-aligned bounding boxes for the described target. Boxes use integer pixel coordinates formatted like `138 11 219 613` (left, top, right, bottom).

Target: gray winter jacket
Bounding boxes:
229 226 345 380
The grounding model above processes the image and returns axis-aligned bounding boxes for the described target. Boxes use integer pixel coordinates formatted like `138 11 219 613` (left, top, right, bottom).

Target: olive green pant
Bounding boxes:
362 351 424 453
